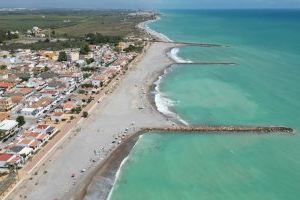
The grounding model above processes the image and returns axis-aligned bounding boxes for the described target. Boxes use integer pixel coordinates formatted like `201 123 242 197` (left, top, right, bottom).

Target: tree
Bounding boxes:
0 65 7 70
44 66 50 71
58 51 67 62
71 107 82 114
86 58 94 64
16 116 25 127
82 111 88 118
80 43 90 55
83 73 91 79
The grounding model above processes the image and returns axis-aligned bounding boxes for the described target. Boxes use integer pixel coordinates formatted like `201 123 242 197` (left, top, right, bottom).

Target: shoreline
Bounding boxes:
4 15 176 200
74 124 294 199
71 17 180 200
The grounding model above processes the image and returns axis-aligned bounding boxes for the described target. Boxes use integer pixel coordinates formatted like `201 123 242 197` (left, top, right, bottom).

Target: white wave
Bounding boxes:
107 135 144 200
107 156 129 200
154 72 189 126
139 16 173 42
168 48 193 64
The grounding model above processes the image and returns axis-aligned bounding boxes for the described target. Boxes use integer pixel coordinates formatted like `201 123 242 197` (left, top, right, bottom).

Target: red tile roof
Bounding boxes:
0 153 14 161
36 124 50 129
0 82 15 89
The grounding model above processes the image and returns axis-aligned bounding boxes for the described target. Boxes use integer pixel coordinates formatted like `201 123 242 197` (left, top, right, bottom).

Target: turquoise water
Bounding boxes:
109 10 300 200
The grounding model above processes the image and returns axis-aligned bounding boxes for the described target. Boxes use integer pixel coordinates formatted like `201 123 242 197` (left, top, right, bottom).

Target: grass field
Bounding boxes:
0 9 152 37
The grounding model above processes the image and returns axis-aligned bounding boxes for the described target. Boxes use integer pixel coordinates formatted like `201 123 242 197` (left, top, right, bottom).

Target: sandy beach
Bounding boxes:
4 20 177 200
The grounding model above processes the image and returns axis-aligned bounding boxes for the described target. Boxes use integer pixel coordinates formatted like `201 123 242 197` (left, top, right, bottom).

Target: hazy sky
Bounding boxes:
1 0 300 9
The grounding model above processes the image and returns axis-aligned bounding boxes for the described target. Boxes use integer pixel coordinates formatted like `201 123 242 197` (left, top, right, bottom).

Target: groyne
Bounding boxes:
141 126 294 134
143 39 229 47
177 62 237 65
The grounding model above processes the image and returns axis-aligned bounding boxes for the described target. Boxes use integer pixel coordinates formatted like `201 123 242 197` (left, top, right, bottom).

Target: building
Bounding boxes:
0 112 10 121
8 145 33 160
0 120 18 138
0 97 15 111
62 101 76 113
0 153 22 168
23 131 49 143
91 76 105 88
32 124 56 135
67 51 80 62
0 81 15 91
17 138 42 152
50 112 64 122
20 108 39 117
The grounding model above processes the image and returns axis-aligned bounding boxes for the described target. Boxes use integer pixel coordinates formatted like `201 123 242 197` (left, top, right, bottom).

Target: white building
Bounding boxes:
67 51 80 62
20 108 39 117
0 120 18 137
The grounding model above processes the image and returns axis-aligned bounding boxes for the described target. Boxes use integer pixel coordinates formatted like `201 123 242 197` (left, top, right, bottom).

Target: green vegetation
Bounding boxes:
0 65 7 70
16 116 26 127
80 43 90 55
0 9 152 38
124 44 143 53
58 51 67 62
81 83 93 88
82 111 89 118
81 67 97 72
0 30 19 43
85 33 122 45
78 90 86 94
71 107 82 114
83 73 92 79
85 58 94 64
0 40 85 51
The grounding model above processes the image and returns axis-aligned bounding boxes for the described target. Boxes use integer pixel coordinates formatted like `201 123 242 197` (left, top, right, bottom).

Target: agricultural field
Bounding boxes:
0 9 152 37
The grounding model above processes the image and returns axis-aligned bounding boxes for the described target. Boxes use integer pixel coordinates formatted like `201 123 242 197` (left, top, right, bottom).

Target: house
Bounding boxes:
0 81 15 91
91 76 105 88
0 97 15 111
50 112 64 122
0 153 22 168
0 112 10 121
32 124 56 135
23 131 49 143
0 120 18 138
8 145 33 159
17 138 42 152
62 101 76 113
67 51 80 62
20 108 39 117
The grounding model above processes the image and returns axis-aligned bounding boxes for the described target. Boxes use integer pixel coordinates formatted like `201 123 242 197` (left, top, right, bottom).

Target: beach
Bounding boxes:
4 20 177 200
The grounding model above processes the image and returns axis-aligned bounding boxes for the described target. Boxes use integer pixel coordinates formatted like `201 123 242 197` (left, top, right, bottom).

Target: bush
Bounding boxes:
85 33 122 45
71 107 82 114
58 51 67 62
16 116 25 127
82 111 88 118
0 65 7 70
80 43 90 55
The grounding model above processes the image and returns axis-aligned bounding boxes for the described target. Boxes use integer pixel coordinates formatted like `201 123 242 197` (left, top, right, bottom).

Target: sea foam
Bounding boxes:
168 48 193 63
154 71 189 126
107 156 129 200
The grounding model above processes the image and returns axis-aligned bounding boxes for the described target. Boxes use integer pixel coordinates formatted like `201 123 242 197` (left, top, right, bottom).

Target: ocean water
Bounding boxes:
109 10 300 200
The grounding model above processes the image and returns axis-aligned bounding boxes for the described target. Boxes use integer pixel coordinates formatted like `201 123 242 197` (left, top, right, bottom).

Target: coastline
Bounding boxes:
72 17 181 200
3 16 177 200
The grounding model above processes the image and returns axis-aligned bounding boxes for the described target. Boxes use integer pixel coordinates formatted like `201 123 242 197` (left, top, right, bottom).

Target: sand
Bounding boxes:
4 22 177 200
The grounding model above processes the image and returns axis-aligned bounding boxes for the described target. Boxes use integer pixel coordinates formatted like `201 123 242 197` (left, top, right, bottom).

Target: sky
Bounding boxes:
1 0 300 9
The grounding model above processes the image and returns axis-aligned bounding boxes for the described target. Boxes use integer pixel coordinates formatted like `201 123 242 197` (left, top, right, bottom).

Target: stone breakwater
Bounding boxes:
178 62 237 65
141 126 294 134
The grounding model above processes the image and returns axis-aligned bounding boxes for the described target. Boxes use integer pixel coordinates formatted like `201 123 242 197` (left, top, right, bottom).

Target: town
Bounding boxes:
0 40 140 174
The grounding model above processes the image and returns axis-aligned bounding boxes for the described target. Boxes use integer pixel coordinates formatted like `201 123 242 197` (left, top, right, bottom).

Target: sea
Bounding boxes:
109 10 300 200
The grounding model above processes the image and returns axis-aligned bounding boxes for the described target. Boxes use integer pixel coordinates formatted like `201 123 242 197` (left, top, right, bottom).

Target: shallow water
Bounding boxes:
109 10 300 200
